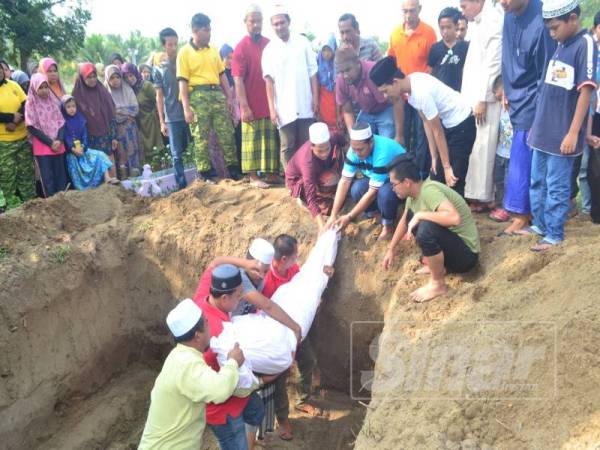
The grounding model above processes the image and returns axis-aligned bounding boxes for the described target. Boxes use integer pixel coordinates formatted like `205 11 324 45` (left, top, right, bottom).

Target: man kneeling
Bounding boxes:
383 156 480 302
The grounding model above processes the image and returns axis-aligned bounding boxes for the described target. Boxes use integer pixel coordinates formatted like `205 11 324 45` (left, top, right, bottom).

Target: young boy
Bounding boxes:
489 75 512 223
427 7 469 92
526 0 596 251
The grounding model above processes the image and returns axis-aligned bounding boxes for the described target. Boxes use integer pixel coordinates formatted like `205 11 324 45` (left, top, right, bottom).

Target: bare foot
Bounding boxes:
377 225 393 241
277 419 293 441
415 265 431 275
295 402 323 417
505 216 528 233
409 280 448 303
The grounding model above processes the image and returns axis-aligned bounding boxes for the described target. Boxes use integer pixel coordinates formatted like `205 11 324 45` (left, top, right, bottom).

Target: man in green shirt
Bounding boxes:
383 155 480 302
139 297 245 449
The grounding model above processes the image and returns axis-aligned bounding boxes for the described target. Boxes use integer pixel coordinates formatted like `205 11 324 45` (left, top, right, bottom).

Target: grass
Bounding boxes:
0 247 8 260
52 245 72 264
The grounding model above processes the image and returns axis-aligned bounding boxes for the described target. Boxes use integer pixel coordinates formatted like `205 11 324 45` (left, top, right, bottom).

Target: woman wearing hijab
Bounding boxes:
61 95 117 189
316 34 338 131
121 62 164 166
26 60 39 77
25 73 68 197
11 70 30 93
0 57 36 209
139 63 154 82
71 62 119 177
108 53 125 67
38 57 66 106
104 65 143 177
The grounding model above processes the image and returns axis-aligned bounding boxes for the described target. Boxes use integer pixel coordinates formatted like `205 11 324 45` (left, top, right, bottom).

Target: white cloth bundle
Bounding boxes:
210 230 340 388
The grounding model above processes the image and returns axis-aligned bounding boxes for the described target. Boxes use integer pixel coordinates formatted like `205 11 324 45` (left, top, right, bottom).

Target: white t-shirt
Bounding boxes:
261 34 318 128
407 72 472 129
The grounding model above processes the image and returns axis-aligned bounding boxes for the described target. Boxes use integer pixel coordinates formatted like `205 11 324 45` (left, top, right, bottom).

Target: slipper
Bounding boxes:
107 178 120 185
496 230 516 237
250 179 270 189
489 208 510 222
513 226 541 236
530 239 556 252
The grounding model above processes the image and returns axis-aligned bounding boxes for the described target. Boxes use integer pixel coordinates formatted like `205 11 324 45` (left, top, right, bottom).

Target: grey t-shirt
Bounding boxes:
153 59 185 123
232 270 264 317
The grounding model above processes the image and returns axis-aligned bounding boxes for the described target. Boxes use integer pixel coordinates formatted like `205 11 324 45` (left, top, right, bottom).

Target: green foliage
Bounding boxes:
148 143 195 172
0 246 9 260
582 0 600 28
78 31 161 66
0 0 91 70
52 244 71 264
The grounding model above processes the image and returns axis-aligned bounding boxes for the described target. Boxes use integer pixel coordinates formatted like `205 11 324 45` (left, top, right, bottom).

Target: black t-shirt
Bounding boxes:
427 40 469 92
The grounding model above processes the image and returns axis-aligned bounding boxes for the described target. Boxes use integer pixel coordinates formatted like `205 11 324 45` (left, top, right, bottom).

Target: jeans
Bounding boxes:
350 177 401 226
167 120 191 190
357 105 395 139
430 114 476 198
578 145 592 213
209 392 265 450
403 102 430 179
589 147 600 223
414 220 478 273
530 149 575 244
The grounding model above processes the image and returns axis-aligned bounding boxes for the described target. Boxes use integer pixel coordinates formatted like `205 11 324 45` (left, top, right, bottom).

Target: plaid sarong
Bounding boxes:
241 118 279 174
256 382 276 440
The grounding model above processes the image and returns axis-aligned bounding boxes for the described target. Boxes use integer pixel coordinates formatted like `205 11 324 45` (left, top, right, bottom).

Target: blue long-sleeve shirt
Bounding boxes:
502 0 556 131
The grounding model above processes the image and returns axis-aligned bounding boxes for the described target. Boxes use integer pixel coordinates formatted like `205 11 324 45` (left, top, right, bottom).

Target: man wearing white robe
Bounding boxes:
460 0 503 205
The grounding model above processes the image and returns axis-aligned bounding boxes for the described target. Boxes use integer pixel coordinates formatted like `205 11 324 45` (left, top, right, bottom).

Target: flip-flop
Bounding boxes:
513 226 541 236
496 230 516 237
250 179 270 189
489 208 510 222
530 240 556 252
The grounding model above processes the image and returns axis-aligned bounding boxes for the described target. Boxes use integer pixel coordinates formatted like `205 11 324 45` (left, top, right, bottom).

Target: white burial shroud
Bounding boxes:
210 230 340 388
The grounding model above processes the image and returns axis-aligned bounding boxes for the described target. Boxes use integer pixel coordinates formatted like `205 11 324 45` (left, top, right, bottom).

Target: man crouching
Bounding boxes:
383 155 480 302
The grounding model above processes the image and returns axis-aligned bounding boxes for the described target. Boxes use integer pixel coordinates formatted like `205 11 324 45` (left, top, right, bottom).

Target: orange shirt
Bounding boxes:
388 21 437 75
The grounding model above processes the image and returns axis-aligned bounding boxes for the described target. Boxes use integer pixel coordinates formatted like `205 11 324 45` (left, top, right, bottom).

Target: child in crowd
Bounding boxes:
61 95 118 190
525 1 596 250
317 34 338 131
490 75 512 223
428 7 469 92
25 73 68 197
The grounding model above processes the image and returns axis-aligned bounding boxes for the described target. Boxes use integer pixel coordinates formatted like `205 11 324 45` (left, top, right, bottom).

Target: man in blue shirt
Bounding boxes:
499 0 556 234
328 122 406 240
154 27 192 190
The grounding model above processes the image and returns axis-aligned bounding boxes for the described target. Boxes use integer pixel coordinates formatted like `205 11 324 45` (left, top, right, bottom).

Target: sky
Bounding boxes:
87 0 460 48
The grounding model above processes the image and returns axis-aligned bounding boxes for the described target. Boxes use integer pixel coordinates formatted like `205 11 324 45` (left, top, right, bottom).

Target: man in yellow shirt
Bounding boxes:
139 297 245 449
177 13 240 180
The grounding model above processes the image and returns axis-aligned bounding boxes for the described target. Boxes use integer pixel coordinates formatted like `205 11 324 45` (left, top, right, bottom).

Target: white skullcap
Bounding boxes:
542 0 580 18
249 238 275 265
245 3 262 17
271 3 289 18
309 122 330 145
349 123 373 141
166 299 202 338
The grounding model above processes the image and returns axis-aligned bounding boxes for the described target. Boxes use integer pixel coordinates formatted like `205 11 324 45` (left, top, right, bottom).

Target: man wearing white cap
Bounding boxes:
328 121 406 240
193 239 302 342
285 122 347 231
262 4 319 168
139 298 244 449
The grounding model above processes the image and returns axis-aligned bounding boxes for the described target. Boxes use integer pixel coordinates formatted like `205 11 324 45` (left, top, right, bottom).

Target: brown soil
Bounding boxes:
1 181 599 449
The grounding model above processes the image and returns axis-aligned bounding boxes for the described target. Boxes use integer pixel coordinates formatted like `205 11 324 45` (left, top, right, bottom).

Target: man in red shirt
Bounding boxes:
263 235 322 441
194 264 266 450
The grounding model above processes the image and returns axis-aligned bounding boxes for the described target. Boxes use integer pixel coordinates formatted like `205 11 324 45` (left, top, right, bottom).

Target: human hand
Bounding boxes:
430 158 438 175
227 343 245 367
184 107 195 124
334 214 352 231
270 110 280 127
325 215 337 230
240 104 254 123
587 135 600 149
382 247 396 270
474 101 487 126
5 122 16 132
13 112 23 124
560 132 578 155
293 325 302 345
51 140 61 152
406 213 421 239
323 265 335 277
444 165 458 188
312 98 319 117
160 122 168 137
394 133 406 147
502 93 509 112
111 139 119 152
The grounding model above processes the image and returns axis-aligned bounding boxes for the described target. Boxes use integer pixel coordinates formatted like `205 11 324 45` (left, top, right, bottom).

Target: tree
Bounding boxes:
0 0 91 70
581 0 600 28
78 31 161 66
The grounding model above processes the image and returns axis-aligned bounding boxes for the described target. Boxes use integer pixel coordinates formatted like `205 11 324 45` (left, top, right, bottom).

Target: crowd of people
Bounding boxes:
2 0 600 448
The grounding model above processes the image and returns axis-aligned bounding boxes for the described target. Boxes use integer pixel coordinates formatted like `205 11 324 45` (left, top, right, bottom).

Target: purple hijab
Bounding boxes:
121 63 144 94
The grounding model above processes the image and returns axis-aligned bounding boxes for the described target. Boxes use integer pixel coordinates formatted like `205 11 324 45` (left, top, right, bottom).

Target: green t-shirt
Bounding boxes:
406 179 481 253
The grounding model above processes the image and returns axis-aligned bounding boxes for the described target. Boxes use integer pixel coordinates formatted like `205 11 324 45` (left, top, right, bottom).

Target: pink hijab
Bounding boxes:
38 57 66 104
25 73 65 139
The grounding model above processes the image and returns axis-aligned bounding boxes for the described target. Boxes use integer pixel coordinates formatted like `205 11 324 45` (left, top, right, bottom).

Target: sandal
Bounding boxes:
496 230 516 237
250 179 270 189
489 208 510 222
513 226 542 236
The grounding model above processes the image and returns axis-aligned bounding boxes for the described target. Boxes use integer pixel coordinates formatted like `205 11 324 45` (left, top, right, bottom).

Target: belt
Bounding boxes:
191 84 221 92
